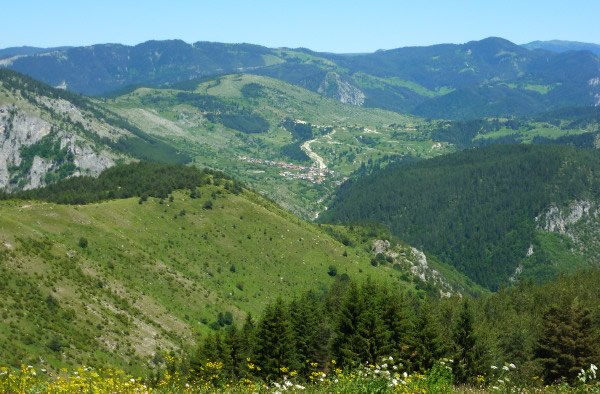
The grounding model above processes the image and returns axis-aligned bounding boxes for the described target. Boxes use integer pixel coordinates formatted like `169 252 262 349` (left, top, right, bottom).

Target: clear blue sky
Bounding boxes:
2 0 599 52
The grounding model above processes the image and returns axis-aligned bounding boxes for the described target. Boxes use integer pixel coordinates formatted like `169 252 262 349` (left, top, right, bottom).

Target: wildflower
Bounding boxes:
393 365 398 370
493 386 499 390
491 365 498 370
509 363 516 369
381 363 388 369
502 365 510 371
389 356 394 361
403 371 408 378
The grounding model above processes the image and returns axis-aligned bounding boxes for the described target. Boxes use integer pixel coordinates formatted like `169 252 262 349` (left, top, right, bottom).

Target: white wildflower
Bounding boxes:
393 365 398 370
503 365 510 371
493 386 499 390
382 363 388 369
509 363 516 369
295 384 305 390
498 379 504 384
389 356 394 361
27 365 33 369
403 371 408 378
491 365 498 370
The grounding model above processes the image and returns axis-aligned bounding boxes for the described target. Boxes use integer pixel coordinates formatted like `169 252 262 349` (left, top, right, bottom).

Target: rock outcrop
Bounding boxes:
318 72 365 106
0 104 115 190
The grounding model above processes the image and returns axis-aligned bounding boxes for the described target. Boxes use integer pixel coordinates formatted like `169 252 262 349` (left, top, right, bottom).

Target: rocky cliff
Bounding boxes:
0 104 116 190
0 70 135 191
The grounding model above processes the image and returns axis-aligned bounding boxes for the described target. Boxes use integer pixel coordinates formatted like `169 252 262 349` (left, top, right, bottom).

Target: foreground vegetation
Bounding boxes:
2 269 600 392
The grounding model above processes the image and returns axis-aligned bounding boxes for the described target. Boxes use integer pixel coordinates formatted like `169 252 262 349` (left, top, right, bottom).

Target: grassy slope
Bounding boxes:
0 181 474 374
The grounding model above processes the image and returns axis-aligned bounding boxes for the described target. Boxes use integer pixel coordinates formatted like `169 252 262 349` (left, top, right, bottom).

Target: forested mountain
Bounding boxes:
3 37 599 119
321 144 600 289
0 162 474 372
523 40 600 56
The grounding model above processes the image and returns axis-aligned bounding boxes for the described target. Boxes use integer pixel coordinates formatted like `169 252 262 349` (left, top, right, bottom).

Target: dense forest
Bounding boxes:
170 270 600 388
321 144 600 289
0 162 243 204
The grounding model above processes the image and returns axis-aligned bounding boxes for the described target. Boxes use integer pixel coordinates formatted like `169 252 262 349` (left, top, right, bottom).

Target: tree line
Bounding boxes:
172 271 599 387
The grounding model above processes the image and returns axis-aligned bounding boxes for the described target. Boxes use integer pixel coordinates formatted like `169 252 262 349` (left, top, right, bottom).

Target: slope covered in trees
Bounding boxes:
183 270 600 387
321 144 600 289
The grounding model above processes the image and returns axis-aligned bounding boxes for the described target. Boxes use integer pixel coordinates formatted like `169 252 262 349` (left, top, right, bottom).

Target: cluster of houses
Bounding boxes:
237 155 342 184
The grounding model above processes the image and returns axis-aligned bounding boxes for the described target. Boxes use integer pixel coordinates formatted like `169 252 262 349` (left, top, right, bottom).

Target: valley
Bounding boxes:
2 30 600 392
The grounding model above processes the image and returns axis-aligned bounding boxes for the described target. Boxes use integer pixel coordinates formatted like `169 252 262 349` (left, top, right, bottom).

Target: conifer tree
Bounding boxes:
254 298 297 379
535 298 599 384
289 293 331 375
452 299 482 384
332 282 366 366
359 280 391 364
414 299 444 371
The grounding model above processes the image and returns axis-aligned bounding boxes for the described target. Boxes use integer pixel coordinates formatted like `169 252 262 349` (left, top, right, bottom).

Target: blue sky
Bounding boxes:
2 0 599 52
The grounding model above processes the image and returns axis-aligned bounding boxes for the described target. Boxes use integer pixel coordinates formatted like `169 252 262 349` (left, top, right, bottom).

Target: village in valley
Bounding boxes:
237 155 346 185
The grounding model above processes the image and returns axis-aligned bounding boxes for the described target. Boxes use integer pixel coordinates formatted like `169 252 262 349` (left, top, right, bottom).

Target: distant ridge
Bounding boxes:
522 40 600 56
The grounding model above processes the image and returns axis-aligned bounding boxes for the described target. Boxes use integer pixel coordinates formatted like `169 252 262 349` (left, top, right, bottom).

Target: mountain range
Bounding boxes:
2 37 599 119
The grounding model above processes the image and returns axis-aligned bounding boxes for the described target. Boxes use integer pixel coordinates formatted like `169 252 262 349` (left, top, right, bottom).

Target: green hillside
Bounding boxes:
103 73 446 219
0 162 475 373
321 144 600 289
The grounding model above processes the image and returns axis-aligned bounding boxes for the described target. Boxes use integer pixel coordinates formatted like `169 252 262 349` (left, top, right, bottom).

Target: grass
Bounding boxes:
474 125 590 143
0 182 466 374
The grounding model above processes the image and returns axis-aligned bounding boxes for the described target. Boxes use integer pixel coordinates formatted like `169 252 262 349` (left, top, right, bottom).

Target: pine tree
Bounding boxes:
414 299 444 371
535 298 599 384
289 293 331 375
358 281 391 364
452 299 482 384
254 298 297 379
331 282 365 366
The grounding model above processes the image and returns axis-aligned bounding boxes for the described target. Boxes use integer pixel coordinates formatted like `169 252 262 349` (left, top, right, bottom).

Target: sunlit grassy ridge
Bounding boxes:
0 164 473 374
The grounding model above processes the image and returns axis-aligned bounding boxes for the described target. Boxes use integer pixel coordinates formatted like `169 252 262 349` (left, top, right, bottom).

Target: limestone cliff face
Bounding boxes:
0 104 115 191
536 200 597 240
318 72 365 106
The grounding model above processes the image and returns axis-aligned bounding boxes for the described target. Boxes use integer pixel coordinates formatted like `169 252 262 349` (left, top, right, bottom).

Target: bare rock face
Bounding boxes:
536 200 596 239
318 72 365 106
0 104 115 191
